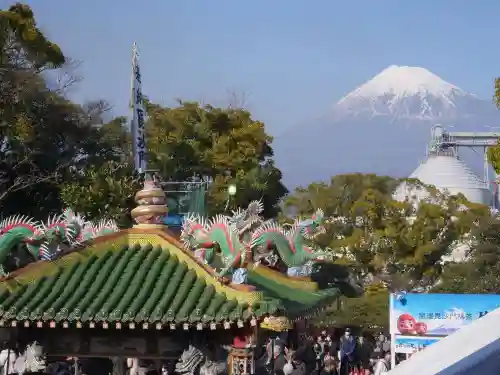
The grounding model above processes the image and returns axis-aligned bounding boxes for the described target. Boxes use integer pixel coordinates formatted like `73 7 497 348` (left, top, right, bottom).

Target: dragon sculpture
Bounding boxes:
181 201 331 282
181 214 252 279
0 208 119 276
250 208 331 273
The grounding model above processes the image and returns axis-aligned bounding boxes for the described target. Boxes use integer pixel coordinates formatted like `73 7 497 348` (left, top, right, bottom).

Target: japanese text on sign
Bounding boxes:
416 310 495 320
395 342 429 352
132 55 147 172
417 312 473 320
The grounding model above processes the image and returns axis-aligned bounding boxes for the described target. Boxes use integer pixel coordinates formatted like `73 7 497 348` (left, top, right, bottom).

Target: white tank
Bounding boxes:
393 155 492 206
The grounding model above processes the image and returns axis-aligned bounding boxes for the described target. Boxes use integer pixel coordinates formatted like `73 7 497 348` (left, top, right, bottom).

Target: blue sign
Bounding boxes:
390 293 500 336
163 214 184 227
394 336 442 354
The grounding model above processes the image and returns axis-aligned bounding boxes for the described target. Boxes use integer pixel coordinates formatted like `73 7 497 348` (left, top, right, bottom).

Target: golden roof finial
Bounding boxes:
131 172 168 228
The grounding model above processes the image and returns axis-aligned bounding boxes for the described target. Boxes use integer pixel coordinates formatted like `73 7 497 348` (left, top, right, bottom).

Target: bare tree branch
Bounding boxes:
53 57 83 94
0 153 71 203
226 89 251 109
82 99 113 126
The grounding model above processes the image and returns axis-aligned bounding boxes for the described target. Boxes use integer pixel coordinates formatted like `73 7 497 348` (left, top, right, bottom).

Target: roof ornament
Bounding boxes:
131 171 169 227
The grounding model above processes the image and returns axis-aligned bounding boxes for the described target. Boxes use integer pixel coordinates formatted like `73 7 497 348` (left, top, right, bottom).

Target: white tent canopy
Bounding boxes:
387 307 500 375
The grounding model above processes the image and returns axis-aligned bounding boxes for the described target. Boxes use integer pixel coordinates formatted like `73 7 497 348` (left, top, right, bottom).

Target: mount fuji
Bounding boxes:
274 65 500 187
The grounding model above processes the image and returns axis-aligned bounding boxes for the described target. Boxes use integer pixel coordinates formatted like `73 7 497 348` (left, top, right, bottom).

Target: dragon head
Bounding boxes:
297 208 326 239
180 213 207 249
62 208 86 236
230 200 264 236
38 214 78 260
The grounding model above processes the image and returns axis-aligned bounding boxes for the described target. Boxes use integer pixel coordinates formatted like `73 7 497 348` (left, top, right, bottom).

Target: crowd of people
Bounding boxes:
265 329 392 375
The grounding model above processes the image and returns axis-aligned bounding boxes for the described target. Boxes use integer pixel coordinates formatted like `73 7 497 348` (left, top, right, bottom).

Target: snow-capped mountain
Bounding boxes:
274 65 500 187
333 66 492 121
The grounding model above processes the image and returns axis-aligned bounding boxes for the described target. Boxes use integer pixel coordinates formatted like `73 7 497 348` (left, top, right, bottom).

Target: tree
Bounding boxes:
0 86 120 218
284 174 491 292
59 161 141 227
0 3 65 69
494 76 500 110
489 76 500 171
0 4 125 219
433 216 500 294
0 4 66 213
316 283 389 329
144 100 287 217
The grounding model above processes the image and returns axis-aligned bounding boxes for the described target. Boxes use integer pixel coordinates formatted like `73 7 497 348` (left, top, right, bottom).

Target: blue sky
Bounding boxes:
10 0 500 135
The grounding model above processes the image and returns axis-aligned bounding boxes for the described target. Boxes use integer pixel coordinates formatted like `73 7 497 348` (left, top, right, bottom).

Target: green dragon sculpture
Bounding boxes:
181 203 331 281
0 215 42 275
0 209 119 276
250 208 331 270
181 214 252 279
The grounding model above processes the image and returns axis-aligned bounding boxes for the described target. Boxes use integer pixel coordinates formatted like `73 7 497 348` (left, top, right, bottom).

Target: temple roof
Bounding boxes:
0 228 342 330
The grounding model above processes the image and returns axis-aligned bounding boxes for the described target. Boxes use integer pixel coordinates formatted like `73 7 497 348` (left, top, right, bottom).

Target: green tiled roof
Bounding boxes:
0 230 346 329
0 243 281 326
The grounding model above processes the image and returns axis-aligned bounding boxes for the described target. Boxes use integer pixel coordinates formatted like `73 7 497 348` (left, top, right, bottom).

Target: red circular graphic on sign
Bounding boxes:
397 313 416 334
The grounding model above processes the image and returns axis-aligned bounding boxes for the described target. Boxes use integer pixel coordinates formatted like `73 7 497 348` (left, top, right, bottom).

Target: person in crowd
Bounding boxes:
321 352 338 375
293 336 316 375
373 352 390 375
324 334 333 355
355 336 372 375
313 337 325 373
338 329 356 375
291 357 307 375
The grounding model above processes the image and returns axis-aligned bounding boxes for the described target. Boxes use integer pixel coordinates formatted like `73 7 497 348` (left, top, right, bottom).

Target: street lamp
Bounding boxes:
228 184 237 196
224 184 237 211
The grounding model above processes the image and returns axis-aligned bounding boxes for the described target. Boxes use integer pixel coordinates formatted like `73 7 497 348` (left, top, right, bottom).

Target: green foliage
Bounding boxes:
494 77 500 110
144 99 287 217
284 174 491 291
316 283 389 329
434 216 500 294
490 76 500 173
0 3 119 219
0 3 65 68
487 140 500 175
59 162 141 227
0 5 287 222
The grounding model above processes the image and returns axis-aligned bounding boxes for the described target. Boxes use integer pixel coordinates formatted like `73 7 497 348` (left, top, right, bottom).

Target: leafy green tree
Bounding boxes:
489 77 500 172
0 3 67 217
316 282 389 329
434 216 500 294
0 3 65 69
99 116 132 161
145 100 288 217
284 175 490 291
59 161 141 227
0 4 124 219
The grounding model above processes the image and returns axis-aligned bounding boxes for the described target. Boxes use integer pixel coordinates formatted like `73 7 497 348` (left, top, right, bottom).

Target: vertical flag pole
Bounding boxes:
130 42 147 174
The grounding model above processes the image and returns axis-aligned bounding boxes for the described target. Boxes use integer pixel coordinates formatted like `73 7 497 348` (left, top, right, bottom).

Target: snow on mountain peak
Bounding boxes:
334 65 484 121
340 65 464 100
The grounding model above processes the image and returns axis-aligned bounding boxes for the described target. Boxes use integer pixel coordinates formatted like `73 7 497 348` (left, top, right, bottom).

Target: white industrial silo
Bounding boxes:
393 155 492 206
